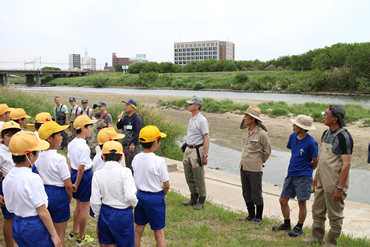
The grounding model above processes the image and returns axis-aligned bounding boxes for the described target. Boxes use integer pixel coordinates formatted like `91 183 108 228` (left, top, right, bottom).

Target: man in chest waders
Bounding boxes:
117 99 143 172
91 102 112 159
69 97 82 139
54 96 69 150
303 105 353 247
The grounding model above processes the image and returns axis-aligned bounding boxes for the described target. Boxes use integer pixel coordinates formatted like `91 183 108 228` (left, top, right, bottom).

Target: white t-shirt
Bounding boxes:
132 152 169 192
3 167 48 217
0 121 4 131
68 138 92 171
91 161 138 220
186 112 209 146
34 130 40 139
0 143 15 177
34 150 70 187
92 151 104 172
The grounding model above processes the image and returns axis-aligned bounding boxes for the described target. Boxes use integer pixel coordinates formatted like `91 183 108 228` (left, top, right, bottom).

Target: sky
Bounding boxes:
1 0 369 70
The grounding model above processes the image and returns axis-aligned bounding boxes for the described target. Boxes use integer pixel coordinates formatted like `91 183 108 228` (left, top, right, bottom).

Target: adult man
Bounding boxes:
181 96 210 210
54 96 69 150
69 97 82 139
117 99 142 172
91 102 112 158
80 99 95 154
272 115 318 237
239 106 271 225
303 105 353 246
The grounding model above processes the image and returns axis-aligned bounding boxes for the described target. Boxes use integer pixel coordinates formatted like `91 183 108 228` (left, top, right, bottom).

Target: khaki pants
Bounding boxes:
183 146 206 197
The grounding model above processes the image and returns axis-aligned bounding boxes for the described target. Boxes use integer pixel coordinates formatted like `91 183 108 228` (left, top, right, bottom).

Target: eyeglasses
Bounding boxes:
323 112 334 117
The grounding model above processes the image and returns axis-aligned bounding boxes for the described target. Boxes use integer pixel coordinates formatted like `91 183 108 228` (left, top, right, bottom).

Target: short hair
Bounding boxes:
196 104 202 110
76 124 92 134
49 131 61 139
12 151 38 164
102 153 122 162
140 138 161 149
35 123 42 130
54 96 60 100
1 128 21 138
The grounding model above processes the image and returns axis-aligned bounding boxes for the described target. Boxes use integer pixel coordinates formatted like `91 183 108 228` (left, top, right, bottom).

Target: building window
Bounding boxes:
198 43 201 47
213 56 217 59
187 57 190 60
196 56 199 60
175 49 178 52
213 51 217 54
204 56 208 59
211 43 214 46
181 45 184 48
179 57 182 60
189 44 192 47
178 61 181 64
183 61 186 64
200 56 203 59
200 52 203 55
191 48 195 51
175 61 178 64
196 52 199 55
213 47 217 50
175 53 178 56
187 52 190 55
207 43 210 46
187 48 190 51
196 48 199 51
191 52 195 55
202 43 205 46
204 52 208 55
175 57 178 60
204 47 208 51
191 57 194 60
185 44 188 47
179 48 182 52
200 48 203 51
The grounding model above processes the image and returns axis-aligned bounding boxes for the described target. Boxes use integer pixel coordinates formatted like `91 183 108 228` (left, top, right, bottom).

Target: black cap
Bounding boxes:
329 104 346 127
81 99 88 103
97 102 106 107
69 97 76 102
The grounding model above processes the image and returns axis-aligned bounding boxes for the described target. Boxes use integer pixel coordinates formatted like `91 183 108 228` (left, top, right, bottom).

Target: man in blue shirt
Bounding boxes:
272 115 318 237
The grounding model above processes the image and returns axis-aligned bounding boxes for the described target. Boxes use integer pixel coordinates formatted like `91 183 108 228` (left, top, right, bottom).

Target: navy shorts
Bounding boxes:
0 178 15 219
71 168 93 202
44 185 70 223
13 215 54 247
134 190 166 230
281 176 313 201
98 204 134 246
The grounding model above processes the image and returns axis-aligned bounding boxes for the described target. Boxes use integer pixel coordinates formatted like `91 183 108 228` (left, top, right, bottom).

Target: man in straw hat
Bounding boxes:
303 105 353 246
272 115 318 237
238 106 271 225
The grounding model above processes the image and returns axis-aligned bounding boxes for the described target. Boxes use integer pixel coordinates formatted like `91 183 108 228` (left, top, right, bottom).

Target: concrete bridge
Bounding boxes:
0 70 90 86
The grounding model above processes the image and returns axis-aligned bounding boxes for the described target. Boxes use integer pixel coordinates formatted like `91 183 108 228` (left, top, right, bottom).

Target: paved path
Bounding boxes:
163 157 370 238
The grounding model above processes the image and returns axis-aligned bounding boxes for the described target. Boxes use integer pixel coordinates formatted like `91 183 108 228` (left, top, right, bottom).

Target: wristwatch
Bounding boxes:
336 187 343 192
203 155 208 158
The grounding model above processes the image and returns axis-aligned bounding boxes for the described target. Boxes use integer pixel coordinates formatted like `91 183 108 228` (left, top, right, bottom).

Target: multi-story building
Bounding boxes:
69 54 81 70
131 54 149 63
173 40 235 65
112 53 135 67
82 50 96 70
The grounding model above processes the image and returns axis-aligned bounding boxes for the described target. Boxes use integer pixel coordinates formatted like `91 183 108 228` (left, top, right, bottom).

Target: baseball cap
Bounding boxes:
0 104 10 115
38 121 69 140
139 125 167 143
10 108 31 120
35 112 52 123
97 102 106 107
81 99 88 104
97 128 125 145
102 141 124 155
0 121 21 134
9 131 49 156
329 105 346 127
73 115 97 130
69 97 76 102
186 95 203 105
122 99 137 109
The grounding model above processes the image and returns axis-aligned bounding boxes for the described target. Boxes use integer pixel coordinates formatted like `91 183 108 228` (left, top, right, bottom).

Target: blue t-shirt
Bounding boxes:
286 133 319 177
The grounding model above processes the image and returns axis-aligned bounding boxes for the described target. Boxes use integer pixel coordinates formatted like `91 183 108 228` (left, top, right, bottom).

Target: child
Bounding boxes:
9 108 30 127
91 141 138 247
0 121 21 247
3 131 61 246
93 127 125 172
68 114 97 244
34 112 52 139
33 121 73 246
132 125 170 247
0 104 11 130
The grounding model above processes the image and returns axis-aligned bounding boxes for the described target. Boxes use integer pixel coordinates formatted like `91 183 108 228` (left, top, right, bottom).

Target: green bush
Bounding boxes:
234 73 248 84
357 77 370 93
193 81 205 90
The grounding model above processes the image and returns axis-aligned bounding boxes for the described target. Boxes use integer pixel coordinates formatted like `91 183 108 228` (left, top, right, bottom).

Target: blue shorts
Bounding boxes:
98 204 134 246
71 168 93 202
44 185 70 223
281 176 313 201
13 215 54 247
134 190 166 230
0 178 15 219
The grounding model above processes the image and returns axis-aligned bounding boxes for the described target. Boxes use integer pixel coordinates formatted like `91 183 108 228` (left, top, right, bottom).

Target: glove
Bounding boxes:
93 104 98 109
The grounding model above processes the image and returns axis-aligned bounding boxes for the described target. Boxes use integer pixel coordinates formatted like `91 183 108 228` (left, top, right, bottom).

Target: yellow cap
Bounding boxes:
9 132 49 156
102 141 124 155
73 115 97 130
9 108 31 120
0 104 10 115
97 127 125 145
0 121 21 134
139 125 167 143
35 112 52 123
38 121 70 140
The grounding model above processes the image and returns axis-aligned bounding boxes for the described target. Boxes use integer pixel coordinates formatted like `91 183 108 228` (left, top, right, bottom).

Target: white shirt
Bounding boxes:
91 161 138 220
34 150 70 187
132 152 169 192
0 121 4 131
34 130 40 139
92 151 105 172
3 167 48 217
0 143 15 177
186 113 209 146
68 138 92 171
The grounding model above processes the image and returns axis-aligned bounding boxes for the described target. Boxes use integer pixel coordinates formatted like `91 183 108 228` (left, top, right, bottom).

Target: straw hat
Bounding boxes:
290 115 316 130
244 106 262 121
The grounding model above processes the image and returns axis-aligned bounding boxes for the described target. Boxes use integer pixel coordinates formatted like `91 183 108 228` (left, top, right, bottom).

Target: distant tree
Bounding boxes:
346 43 370 78
115 64 123 72
42 66 61 70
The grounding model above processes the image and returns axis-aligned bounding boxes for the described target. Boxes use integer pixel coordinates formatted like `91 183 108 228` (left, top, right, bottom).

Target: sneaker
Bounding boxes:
253 218 263 225
76 234 94 245
69 232 79 240
238 215 255 221
289 225 303 237
272 223 292 231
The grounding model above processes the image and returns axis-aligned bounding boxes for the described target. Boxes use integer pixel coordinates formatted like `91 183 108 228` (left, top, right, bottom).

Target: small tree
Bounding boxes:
115 64 123 72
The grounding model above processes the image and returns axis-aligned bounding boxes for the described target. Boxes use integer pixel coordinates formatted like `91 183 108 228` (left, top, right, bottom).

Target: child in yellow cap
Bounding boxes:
0 104 11 131
91 141 138 247
3 131 61 246
34 112 52 139
33 121 72 246
9 108 30 127
132 125 170 247
0 121 21 247
68 115 97 244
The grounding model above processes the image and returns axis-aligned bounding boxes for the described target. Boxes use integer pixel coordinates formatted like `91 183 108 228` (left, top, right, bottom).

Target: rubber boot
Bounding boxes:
182 194 198 206
323 229 341 247
193 197 206 210
302 223 325 244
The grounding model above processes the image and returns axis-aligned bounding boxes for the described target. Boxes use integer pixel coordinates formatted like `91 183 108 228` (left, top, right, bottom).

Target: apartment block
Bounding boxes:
69 54 81 70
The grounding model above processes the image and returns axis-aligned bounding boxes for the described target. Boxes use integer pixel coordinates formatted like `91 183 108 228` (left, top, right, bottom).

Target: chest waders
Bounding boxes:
55 104 68 148
96 112 109 134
